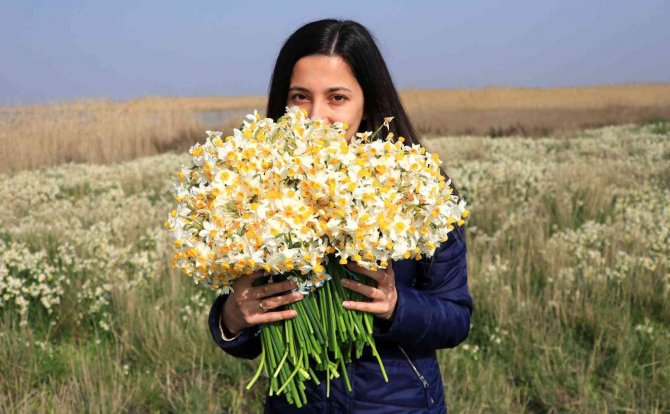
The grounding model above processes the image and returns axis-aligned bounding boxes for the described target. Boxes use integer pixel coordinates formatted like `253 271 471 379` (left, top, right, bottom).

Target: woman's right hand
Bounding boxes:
222 271 304 336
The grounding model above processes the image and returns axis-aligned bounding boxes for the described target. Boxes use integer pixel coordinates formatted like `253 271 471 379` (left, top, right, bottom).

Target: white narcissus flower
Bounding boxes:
198 221 218 244
168 106 468 289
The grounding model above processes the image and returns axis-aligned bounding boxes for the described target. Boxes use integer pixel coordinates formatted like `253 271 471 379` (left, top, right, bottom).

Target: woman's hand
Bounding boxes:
341 261 398 320
222 271 304 336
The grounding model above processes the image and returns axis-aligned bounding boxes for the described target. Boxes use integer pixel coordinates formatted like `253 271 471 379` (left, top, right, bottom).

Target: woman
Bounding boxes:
208 19 473 413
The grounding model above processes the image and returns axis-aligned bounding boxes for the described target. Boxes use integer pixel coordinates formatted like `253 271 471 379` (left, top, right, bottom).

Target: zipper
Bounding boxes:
398 345 434 405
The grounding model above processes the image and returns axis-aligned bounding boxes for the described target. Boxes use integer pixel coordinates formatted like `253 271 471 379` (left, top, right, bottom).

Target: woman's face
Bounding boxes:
288 54 365 142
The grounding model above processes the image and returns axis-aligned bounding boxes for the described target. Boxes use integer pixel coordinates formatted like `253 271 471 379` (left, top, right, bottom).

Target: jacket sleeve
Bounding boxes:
373 225 473 350
208 294 262 359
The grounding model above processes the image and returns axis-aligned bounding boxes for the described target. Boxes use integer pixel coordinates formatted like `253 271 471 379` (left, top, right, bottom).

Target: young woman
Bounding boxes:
208 19 473 413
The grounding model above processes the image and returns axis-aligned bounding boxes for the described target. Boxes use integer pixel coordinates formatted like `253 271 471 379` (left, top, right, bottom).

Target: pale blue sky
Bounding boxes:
1 0 669 105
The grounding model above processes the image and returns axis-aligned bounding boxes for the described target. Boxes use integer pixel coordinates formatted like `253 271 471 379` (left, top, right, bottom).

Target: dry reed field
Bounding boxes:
1 83 669 174
0 97 264 174
1 114 668 412
404 83 670 137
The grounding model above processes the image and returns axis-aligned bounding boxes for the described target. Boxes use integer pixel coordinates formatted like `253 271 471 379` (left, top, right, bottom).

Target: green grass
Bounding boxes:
641 117 670 135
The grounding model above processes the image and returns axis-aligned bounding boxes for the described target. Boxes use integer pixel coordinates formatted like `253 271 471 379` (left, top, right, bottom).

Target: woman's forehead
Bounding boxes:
290 55 361 91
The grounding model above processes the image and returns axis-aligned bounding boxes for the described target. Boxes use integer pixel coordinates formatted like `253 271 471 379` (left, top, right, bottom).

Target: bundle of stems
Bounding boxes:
246 258 388 407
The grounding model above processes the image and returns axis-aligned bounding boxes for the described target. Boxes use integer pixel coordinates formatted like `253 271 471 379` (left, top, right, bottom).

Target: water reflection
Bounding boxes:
194 109 254 127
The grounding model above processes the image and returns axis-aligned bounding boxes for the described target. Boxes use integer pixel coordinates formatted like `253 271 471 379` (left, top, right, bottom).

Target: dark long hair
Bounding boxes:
267 19 465 245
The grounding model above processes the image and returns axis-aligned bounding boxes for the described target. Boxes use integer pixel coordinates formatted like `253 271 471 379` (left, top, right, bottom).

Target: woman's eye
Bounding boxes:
331 95 348 102
291 94 308 102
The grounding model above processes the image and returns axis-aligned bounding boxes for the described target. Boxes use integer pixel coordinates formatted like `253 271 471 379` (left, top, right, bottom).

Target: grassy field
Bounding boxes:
2 83 669 173
1 117 668 412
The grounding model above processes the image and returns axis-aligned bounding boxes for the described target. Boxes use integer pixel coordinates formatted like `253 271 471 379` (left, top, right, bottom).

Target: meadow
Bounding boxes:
1 89 669 412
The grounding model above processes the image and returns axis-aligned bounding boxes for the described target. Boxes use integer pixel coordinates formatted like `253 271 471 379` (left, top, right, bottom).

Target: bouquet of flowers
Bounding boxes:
166 107 469 406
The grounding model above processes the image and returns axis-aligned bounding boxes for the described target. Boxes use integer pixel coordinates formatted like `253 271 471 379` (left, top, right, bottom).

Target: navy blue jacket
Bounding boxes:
208 225 473 413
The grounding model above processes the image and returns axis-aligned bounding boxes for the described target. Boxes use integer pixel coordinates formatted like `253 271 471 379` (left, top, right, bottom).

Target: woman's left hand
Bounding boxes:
341 261 398 320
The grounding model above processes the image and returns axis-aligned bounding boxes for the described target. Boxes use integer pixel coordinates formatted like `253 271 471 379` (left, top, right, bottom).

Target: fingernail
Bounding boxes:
342 301 350 308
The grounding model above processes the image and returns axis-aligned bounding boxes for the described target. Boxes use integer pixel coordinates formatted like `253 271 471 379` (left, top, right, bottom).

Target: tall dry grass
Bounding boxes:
402 83 670 136
0 97 264 174
1 83 669 174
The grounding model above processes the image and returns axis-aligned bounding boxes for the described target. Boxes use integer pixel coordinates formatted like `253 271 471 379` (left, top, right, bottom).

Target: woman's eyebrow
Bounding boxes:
288 86 353 93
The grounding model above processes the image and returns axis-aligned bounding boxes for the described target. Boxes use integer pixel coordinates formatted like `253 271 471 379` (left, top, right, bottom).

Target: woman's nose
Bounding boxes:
309 100 331 123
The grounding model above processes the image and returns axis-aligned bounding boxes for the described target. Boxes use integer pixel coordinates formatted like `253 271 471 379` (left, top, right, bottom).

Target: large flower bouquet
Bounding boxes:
166 107 469 407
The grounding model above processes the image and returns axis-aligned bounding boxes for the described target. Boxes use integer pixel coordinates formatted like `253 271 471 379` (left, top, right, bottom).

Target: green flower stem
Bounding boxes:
297 379 307 404
277 350 303 394
325 283 337 350
324 348 331 398
355 339 364 359
329 263 359 342
273 349 289 378
337 313 347 343
262 333 271 378
351 312 366 339
301 304 315 335
318 287 328 341
270 325 300 404
266 326 282 395
246 344 265 390
286 318 296 363
298 299 324 345
296 304 321 356
307 366 320 385
308 332 322 357
336 263 388 381
366 332 388 382
309 293 322 319
249 262 388 407
364 313 373 335
285 317 291 343
338 354 352 392
326 284 342 360
304 297 326 343
263 328 278 396
293 312 311 354
343 311 356 341
272 326 291 394
294 309 322 365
